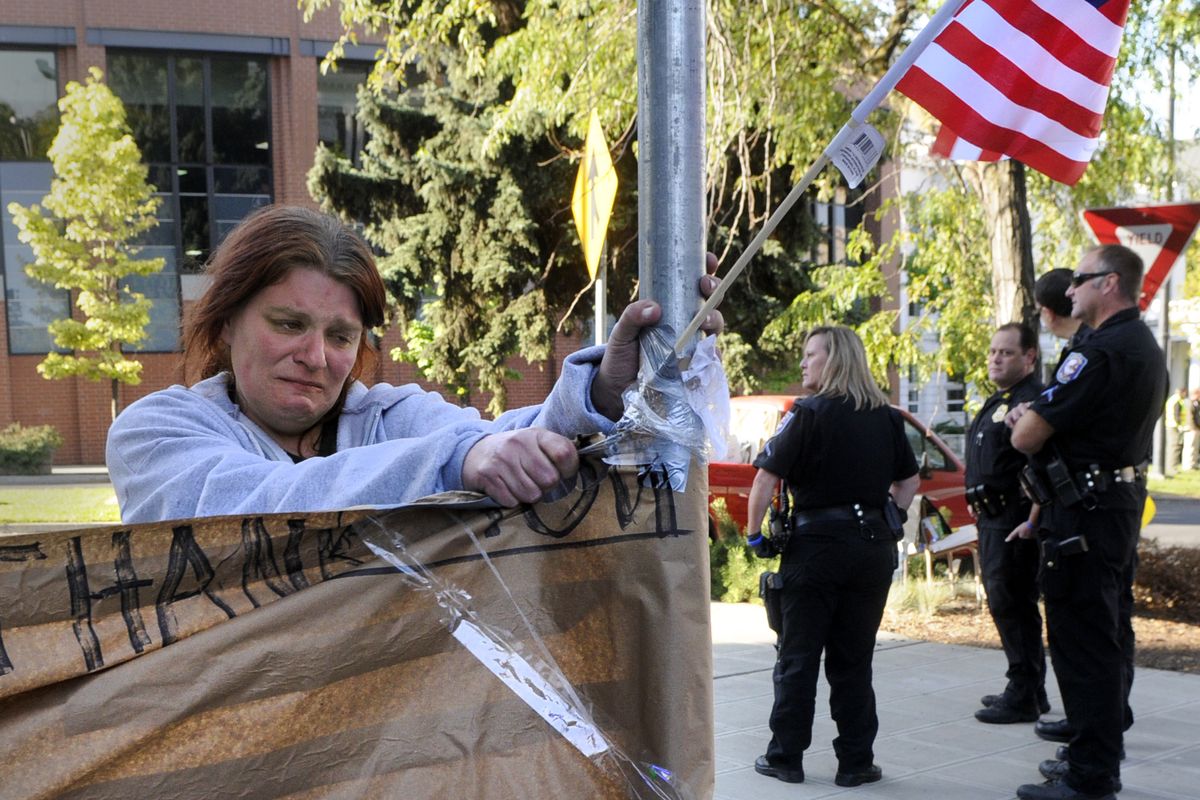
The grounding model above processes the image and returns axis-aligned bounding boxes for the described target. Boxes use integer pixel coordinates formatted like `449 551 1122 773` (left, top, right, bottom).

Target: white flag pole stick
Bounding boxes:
673 0 970 358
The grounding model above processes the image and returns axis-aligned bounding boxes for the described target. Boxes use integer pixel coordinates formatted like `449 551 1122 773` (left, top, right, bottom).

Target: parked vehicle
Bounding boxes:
708 395 971 533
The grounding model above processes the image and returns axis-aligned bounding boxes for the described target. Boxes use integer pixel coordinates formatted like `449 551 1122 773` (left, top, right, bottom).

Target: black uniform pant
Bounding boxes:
765 531 894 770
1040 496 1140 796
977 520 1045 706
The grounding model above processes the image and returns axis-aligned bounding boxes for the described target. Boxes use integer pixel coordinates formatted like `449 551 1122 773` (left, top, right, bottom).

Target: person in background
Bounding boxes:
1190 388 1200 470
967 323 1048 726
746 326 919 789
1009 245 1166 800
1165 387 1187 473
1035 269 1085 365
107 205 722 523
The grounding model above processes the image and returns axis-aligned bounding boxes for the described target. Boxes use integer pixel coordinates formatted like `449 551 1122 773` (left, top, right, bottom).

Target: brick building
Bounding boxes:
1 1 578 464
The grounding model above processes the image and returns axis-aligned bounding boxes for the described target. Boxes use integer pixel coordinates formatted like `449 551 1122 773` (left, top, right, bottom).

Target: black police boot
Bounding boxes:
754 755 804 783
1016 778 1115 800
1038 760 1121 793
834 763 883 787
975 698 1040 724
1056 745 1125 762
981 688 1050 714
1035 718 1076 742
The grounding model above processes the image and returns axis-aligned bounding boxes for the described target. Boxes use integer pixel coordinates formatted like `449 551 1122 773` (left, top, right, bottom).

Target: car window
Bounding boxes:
726 405 784 464
904 418 948 471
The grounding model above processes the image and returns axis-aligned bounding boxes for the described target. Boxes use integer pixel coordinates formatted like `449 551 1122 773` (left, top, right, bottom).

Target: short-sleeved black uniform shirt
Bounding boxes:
1030 307 1166 498
752 395 918 511
965 372 1044 494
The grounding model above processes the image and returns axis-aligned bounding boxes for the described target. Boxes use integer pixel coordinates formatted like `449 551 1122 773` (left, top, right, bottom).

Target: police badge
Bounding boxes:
992 403 1008 423
1056 352 1088 383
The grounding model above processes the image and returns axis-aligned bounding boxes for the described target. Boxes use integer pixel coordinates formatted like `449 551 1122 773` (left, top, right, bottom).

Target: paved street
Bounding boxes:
1143 495 1200 548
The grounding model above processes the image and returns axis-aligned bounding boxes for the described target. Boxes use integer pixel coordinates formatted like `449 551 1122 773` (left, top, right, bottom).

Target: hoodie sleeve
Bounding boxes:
106 385 495 524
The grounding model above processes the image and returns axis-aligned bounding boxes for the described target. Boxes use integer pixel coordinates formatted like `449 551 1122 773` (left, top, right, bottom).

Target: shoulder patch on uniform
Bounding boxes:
1055 352 1088 384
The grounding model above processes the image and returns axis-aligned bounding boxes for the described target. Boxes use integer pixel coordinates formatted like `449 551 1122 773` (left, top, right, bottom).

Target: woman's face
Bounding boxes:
800 333 828 393
221 267 363 453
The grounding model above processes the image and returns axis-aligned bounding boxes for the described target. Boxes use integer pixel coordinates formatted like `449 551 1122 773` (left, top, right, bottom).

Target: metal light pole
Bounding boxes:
637 0 705 347
630 0 706 489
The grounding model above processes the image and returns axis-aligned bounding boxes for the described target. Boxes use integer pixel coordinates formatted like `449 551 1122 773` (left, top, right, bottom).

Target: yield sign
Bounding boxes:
571 110 618 281
1081 203 1200 310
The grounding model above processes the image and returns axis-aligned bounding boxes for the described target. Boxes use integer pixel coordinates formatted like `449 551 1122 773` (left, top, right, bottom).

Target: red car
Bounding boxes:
708 395 970 533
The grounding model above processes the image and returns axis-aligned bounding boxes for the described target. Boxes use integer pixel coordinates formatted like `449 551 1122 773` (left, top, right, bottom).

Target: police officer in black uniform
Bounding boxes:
745 326 919 789
1010 245 1166 800
967 322 1047 725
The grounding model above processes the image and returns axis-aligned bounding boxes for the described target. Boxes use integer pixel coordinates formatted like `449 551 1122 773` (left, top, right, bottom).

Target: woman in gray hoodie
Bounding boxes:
107 205 721 523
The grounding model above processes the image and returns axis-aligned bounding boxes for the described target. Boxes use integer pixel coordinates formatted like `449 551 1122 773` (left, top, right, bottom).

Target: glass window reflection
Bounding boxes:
0 50 59 162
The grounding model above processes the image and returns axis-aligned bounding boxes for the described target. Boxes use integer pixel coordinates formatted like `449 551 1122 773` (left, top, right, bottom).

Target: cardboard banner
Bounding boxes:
0 457 714 799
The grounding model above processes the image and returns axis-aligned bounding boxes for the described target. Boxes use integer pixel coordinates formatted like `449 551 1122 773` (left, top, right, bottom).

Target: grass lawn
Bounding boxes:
1149 470 1200 501
0 485 120 524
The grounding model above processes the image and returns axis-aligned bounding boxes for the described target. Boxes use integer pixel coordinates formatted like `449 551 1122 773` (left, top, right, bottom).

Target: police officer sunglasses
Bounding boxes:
1069 269 1118 287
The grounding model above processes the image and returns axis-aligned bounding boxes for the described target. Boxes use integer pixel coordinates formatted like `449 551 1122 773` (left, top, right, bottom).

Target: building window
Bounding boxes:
808 186 864 266
947 380 966 414
0 49 59 162
907 365 920 413
109 51 272 351
0 49 70 355
317 62 371 167
109 51 272 277
2 163 71 355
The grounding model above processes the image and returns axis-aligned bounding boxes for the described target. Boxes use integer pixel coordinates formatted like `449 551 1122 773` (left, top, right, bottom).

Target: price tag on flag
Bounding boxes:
830 123 884 188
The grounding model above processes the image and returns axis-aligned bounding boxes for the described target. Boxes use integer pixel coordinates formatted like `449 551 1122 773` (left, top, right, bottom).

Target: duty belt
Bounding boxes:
791 504 886 532
1023 459 1148 510
965 484 1021 518
1078 465 1146 488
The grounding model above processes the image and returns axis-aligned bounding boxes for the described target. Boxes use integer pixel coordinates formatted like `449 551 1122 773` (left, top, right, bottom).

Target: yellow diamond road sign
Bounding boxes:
572 110 618 282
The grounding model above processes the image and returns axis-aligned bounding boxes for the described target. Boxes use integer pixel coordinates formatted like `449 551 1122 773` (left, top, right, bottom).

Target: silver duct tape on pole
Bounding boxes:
631 0 706 491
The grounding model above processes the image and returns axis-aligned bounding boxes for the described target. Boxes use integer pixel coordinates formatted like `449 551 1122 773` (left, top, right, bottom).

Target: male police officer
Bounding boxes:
968 323 1047 725
1009 245 1166 800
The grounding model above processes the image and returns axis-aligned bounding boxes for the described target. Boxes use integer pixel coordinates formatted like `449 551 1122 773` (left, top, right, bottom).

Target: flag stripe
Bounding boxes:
909 45 1097 162
996 0 1123 82
1030 0 1128 54
900 67 1088 185
932 126 1004 161
946 6 1111 112
935 26 1104 138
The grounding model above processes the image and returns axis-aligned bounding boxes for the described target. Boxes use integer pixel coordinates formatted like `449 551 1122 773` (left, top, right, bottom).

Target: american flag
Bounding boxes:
897 0 1131 185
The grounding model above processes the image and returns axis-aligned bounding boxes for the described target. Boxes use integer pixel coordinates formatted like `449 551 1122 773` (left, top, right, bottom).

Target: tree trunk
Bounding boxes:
111 378 119 423
980 161 1037 330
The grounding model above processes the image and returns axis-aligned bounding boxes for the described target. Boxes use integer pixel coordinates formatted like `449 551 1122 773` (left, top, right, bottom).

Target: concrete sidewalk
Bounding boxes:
711 602 1200 800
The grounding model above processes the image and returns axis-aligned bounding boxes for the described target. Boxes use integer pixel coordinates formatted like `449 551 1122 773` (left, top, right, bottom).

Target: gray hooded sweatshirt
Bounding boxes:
107 346 614 523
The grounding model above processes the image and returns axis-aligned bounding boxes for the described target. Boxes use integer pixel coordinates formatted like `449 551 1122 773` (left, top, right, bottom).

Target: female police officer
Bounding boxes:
747 325 919 787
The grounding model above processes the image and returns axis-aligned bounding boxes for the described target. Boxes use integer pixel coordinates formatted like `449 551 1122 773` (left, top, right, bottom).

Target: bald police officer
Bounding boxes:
968 323 1047 725
1009 245 1166 800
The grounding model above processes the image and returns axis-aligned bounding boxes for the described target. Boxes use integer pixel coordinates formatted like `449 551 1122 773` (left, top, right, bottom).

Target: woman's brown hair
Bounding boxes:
181 205 386 385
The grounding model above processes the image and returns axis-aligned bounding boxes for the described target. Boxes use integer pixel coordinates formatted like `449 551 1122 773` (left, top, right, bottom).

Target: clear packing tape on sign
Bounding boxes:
585 328 730 493
0 453 715 799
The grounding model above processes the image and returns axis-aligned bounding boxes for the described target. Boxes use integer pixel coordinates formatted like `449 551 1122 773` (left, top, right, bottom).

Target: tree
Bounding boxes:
7 67 164 422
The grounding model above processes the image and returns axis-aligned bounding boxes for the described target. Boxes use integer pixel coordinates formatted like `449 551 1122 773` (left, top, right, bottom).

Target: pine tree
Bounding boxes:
7 67 164 422
309 69 640 414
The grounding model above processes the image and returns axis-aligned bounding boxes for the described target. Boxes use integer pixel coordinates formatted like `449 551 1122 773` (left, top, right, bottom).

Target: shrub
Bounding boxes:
1134 538 1200 623
709 499 779 603
0 423 63 475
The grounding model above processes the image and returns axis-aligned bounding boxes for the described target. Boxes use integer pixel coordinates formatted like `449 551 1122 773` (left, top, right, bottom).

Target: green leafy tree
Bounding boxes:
7 67 164 422
309 70 629 414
